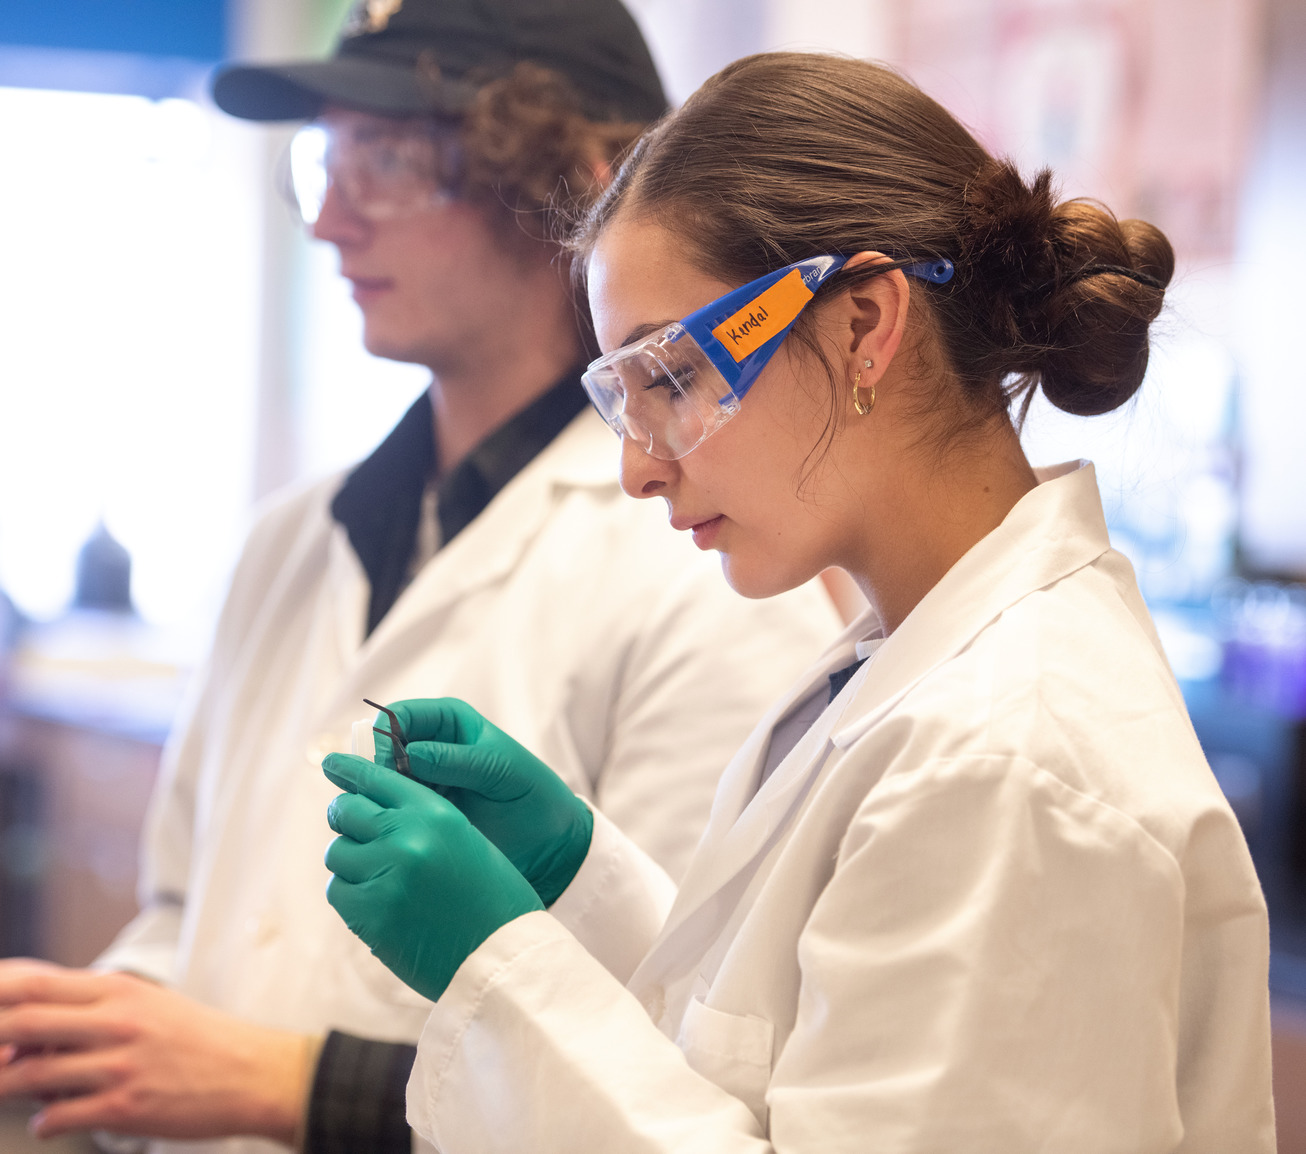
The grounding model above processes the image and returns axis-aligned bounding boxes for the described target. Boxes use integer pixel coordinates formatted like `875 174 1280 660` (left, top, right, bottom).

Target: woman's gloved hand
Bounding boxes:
323 753 543 1003
372 698 593 906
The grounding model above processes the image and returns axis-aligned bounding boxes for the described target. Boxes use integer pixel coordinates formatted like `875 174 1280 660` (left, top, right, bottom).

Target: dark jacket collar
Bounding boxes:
331 374 589 637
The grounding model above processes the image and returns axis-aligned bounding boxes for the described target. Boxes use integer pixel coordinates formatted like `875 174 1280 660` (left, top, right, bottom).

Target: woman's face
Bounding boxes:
587 218 867 599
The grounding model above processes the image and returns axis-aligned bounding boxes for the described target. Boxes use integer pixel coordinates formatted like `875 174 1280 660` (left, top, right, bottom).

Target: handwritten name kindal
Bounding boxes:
722 305 770 348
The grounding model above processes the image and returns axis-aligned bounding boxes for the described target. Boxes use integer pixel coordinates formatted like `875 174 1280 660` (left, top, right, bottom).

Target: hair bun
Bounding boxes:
960 162 1058 318
1037 207 1174 416
956 160 1174 417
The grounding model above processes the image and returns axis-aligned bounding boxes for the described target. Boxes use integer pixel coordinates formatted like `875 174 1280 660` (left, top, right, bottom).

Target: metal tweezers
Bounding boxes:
363 698 412 776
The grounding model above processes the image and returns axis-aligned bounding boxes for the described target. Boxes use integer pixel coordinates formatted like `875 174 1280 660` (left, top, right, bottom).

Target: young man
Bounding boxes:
0 2 839 1152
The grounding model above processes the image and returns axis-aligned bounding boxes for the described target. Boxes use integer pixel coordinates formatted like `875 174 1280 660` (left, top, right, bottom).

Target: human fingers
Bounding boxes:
325 791 390 841
322 752 423 809
0 959 107 1008
29 1090 122 1140
0 1043 111 1104
2 980 310 1144
0 1000 132 1053
387 698 484 747
324 874 378 942
402 738 528 799
323 834 385 886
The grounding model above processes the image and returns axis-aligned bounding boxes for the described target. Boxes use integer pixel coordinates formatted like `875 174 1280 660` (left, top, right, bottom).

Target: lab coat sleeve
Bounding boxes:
592 569 838 880
407 912 770 1154
406 752 1267 1154
547 805 676 983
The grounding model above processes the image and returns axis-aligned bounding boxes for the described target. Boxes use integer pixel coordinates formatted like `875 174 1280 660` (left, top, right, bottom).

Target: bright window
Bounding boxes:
0 85 262 627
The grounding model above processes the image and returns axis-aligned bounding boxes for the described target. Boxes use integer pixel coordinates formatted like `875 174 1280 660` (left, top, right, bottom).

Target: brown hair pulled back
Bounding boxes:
575 53 1174 423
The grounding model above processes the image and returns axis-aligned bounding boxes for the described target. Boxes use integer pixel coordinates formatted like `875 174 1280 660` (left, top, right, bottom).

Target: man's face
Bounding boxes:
309 107 529 372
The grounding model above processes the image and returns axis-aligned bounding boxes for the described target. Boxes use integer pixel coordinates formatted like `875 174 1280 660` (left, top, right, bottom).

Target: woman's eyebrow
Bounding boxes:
617 320 675 348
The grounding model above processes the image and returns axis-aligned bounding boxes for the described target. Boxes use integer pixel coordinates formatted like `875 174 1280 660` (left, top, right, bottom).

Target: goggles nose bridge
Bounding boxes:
633 422 656 457
583 326 732 461
614 396 656 457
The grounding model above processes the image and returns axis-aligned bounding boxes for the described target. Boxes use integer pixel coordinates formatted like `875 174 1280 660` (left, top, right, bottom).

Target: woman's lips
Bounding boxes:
690 516 724 550
669 510 725 550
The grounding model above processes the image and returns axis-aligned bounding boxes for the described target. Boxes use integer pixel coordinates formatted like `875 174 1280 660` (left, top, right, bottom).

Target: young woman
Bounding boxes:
320 53 1275 1152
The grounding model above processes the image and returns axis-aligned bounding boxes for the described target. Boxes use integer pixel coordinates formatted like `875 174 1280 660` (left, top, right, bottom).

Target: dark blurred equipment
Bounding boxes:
1183 578 1306 995
0 765 44 957
0 587 22 705
72 522 134 615
0 588 20 652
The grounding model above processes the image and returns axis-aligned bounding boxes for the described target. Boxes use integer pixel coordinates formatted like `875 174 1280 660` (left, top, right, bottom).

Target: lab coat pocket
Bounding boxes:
677 996 774 1129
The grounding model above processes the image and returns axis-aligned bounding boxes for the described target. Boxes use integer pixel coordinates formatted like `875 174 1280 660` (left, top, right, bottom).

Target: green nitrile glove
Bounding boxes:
372 698 593 907
323 752 543 1003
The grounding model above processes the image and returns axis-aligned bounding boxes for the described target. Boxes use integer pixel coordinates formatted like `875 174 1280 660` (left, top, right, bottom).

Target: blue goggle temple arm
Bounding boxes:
678 254 954 404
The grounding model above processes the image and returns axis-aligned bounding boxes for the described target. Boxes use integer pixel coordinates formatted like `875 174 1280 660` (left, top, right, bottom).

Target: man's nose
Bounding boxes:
311 182 370 247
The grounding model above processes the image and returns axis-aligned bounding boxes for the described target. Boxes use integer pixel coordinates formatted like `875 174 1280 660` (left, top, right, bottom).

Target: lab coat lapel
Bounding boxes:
323 525 369 671
316 412 620 724
648 622 873 949
219 493 346 731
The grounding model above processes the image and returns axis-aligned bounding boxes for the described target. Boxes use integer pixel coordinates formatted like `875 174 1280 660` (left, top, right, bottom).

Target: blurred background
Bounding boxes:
0 0 1303 1146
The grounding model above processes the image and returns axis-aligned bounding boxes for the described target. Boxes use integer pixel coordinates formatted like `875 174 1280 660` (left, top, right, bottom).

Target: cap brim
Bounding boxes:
211 57 473 122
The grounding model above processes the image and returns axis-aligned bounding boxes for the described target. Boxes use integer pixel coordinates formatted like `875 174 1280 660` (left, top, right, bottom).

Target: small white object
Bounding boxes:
350 719 376 760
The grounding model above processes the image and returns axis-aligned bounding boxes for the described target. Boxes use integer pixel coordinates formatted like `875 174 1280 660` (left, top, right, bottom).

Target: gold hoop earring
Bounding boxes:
852 359 875 416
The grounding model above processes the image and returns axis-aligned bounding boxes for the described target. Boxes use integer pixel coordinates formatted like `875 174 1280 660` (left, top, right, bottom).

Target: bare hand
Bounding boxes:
0 959 313 1144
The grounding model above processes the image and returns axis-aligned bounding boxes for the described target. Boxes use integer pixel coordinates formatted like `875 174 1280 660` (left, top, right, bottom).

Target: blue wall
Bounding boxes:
0 0 226 62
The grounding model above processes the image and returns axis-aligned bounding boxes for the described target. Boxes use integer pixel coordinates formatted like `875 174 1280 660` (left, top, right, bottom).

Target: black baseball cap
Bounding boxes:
211 0 667 123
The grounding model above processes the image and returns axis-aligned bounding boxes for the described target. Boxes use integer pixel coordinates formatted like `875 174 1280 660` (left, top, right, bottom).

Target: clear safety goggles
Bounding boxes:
287 115 451 225
581 253 955 460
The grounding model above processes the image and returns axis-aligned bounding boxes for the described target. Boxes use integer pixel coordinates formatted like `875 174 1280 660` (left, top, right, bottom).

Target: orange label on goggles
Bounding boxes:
711 269 814 363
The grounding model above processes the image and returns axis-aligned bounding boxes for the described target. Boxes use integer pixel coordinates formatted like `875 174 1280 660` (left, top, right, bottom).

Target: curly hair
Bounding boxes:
440 61 649 250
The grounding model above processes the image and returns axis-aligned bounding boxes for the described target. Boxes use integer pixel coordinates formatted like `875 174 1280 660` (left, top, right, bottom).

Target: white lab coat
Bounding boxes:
407 461 1275 1154
97 408 840 1154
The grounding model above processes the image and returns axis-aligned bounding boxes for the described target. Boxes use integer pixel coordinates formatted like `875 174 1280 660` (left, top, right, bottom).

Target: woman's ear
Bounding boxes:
841 251 910 384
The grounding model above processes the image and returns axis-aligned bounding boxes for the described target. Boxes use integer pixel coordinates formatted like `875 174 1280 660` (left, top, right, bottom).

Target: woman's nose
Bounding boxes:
618 435 675 499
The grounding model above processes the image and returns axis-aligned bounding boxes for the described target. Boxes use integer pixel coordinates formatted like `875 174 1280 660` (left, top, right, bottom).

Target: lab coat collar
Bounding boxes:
542 405 630 488
378 408 621 618
332 378 592 635
831 460 1107 748
317 408 622 714
643 461 1111 972
694 613 880 839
